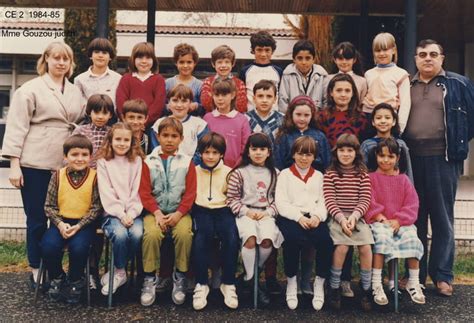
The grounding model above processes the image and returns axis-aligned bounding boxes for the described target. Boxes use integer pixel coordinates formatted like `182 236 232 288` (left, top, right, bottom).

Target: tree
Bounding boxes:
64 8 117 79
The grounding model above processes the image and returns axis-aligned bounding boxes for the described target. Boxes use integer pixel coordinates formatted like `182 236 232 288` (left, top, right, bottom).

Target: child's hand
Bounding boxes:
298 216 311 230
385 219 401 234
253 211 266 221
65 224 80 238
374 213 387 223
121 215 133 228
347 214 357 230
58 222 71 239
154 210 168 231
164 211 183 228
340 218 352 237
308 216 321 229
189 102 198 112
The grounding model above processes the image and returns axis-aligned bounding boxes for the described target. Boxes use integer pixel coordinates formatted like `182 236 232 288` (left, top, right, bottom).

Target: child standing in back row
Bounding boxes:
201 45 248 113
240 31 282 111
116 42 166 128
279 40 328 113
165 43 204 116
363 33 411 133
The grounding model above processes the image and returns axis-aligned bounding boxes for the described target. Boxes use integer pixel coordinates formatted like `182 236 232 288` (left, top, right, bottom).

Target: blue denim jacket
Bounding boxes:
436 71 474 161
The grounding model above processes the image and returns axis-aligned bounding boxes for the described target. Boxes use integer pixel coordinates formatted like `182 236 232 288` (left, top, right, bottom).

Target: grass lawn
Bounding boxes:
1 241 473 284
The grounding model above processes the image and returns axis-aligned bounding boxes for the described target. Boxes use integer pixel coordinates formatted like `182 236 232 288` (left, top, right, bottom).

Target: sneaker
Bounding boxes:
312 276 325 311
156 276 173 293
101 271 127 296
286 281 298 310
329 287 341 310
341 280 354 298
48 274 66 302
66 279 84 304
193 284 210 310
389 286 403 302
220 284 239 309
266 276 283 295
360 288 373 311
406 282 426 304
140 276 157 306
210 268 222 290
372 284 389 305
89 274 98 290
172 272 187 305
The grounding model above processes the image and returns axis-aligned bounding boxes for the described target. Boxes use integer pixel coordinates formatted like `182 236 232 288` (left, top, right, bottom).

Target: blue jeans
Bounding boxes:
278 217 333 278
20 167 51 268
192 205 239 285
411 155 462 284
41 219 95 281
102 216 143 270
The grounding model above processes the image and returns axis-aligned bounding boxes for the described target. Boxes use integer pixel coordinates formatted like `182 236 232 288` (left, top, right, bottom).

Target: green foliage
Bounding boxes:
64 8 117 80
0 242 27 267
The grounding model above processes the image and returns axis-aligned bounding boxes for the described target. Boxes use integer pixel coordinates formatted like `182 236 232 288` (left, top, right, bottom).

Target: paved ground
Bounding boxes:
1 273 473 322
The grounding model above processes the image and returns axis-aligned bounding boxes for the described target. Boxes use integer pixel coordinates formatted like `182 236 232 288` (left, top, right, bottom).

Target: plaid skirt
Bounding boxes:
370 222 424 262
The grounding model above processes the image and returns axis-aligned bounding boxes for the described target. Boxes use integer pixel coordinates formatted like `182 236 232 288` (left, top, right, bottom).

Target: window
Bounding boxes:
0 56 13 73
20 59 37 74
0 89 10 120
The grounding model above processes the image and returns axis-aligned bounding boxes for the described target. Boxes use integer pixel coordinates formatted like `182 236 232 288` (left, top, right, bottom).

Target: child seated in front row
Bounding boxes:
122 98 152 154
72 94 114 168
323 134 373 311
139 117 197 307
366 138 425 306
152 84 208 163
227 133 284 306
275 136 333 311
97 123 145 296
192 132 240 310
42 135 101 304
203 78 251 168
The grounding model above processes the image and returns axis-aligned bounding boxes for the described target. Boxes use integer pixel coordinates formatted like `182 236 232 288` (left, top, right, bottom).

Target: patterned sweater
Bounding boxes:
246 110 284 147
200 75 248 113
72 123 110 169
323 167 371 223
318 110 368 147
226 164 278 218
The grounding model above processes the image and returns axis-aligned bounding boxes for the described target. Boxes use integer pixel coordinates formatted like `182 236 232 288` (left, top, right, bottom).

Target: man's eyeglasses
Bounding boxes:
416 51 442 59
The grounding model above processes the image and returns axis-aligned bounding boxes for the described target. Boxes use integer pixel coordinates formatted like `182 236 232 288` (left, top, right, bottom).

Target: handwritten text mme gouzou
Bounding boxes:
1 29 76 39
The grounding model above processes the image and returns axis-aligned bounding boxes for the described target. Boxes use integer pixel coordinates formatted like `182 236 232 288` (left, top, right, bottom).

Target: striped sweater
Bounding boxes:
323 168 371 223
226 164 278 218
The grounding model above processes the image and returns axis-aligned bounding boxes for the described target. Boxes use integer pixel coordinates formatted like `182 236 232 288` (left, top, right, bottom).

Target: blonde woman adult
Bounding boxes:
2 41 84 288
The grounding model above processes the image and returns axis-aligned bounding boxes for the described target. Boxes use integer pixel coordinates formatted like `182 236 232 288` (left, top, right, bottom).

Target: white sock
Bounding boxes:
31 268 39 283
408 269 420 285
258 246 272 267
389 280 395 290
287 276 297 292
372 268 383 288
241 247 256 281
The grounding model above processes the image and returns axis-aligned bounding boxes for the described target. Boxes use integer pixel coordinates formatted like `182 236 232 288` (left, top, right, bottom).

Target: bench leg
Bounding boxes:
86 253 91 307
108 243 114 309
34 259 45 306
253 247 259 309
393 258 399 313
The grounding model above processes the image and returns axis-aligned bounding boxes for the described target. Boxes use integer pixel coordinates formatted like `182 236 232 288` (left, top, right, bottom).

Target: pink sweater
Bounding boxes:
365 172 419 226
97 155 143 219
203 109 251 168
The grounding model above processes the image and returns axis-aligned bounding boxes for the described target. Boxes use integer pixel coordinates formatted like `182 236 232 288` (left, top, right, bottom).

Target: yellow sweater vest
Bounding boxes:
58 168 96 219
